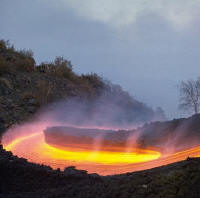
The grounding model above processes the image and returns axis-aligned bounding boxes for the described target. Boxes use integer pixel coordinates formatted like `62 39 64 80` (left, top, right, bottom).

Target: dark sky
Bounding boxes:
1 0 200 118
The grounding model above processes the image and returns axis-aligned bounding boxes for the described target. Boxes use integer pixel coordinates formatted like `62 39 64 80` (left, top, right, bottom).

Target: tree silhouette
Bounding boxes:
179 78 200 114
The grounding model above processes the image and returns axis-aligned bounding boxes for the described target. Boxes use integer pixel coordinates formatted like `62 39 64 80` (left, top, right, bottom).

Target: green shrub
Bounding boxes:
39 56 74 80
15 57 35 72
0 40 8 51
0 56 10 75
0 39 36 72
81 73 104 89
54 56 72 77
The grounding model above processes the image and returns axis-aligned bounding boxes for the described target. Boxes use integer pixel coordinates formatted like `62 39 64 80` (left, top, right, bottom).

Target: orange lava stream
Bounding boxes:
3 133 200 175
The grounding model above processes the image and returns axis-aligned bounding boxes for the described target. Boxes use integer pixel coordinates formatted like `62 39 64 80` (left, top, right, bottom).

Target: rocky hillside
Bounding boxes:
0 39 200 198
0 39 163 137
138 114 200 151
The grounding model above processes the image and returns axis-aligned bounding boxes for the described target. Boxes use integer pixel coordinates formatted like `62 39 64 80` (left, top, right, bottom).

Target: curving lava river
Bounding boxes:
3 131 200 175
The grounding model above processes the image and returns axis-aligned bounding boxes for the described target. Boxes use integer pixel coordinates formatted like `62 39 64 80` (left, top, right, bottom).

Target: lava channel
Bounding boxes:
2 128 200 175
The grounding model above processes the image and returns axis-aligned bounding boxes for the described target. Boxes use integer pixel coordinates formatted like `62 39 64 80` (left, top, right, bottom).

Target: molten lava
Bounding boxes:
3 132 161 174
3 128 200 175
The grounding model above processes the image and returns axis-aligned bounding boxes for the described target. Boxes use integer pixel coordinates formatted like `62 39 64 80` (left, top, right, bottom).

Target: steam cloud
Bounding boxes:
38 94 158 130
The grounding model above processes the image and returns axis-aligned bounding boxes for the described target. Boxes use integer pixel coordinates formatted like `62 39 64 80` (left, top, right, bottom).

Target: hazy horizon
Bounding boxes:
1 0 200 119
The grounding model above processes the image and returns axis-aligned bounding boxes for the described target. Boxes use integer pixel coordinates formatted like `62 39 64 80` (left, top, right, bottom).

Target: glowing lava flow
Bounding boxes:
3 132 200 175
3 132 160 173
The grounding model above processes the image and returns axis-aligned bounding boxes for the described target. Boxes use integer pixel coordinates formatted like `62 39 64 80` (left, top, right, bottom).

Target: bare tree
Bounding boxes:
179 78 200 114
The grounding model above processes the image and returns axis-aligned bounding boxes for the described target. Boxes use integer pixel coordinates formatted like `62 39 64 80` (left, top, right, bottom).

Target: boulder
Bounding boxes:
64 166 88 177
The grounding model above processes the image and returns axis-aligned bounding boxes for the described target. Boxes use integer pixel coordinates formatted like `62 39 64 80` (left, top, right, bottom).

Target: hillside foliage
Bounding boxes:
0 39 165 134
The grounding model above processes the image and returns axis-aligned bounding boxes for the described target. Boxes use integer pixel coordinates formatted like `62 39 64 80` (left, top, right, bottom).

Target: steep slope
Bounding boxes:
0 39 159 136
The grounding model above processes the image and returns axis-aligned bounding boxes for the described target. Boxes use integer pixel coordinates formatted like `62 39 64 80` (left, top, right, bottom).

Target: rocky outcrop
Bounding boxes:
0 71 88 136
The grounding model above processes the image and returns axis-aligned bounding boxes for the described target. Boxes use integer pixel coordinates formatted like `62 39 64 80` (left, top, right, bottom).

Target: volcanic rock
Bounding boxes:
44 126 133 151
64 166 88 177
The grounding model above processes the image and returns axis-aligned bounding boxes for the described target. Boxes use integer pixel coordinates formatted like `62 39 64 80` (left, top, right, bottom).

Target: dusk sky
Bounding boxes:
1 0 200 118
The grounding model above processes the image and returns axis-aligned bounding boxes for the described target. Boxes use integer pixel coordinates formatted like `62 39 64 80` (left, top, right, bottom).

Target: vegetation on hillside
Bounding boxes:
1 40 200 198
0 40 35 73
0 39 163 134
